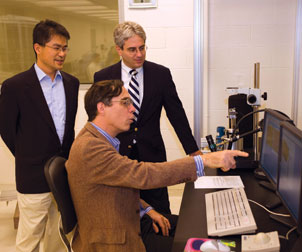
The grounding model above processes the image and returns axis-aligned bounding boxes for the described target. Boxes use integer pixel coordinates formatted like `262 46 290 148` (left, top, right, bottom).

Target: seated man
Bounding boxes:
66 79 248 252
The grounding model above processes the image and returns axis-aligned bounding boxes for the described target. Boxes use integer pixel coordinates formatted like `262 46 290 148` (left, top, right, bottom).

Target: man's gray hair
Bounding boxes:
113 21 146 48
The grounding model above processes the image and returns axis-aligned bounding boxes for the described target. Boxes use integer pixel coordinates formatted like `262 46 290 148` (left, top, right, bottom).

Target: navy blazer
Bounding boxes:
0 65 79 193
94 60 198 162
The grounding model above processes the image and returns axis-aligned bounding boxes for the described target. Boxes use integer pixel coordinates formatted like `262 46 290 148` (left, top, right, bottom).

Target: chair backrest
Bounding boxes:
44 156 77 234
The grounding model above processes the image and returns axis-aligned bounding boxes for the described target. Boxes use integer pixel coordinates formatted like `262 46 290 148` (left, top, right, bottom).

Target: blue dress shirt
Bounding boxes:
34 64 66 144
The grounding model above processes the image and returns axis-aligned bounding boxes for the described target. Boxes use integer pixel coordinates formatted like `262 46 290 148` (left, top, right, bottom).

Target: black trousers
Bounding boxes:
141 213 178 252
129 143 171 214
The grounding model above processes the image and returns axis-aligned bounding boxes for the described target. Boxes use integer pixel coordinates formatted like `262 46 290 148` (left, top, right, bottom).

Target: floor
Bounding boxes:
0 184 184 251
0 183 18 252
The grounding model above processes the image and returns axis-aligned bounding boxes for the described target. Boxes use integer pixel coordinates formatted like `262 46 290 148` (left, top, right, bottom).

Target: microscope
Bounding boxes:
205 63 268 168
224 87 267 154
207 87 264 149
205 87 267 168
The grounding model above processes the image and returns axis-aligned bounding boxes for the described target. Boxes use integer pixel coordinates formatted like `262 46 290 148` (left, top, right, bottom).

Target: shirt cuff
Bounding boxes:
194 155 205 177
144 206 154 214
139 204 154 218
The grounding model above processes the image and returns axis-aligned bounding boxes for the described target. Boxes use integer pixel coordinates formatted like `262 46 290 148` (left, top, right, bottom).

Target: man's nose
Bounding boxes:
136 49 143 57
129 103 136 113
59 48 68 57
58 49 66 56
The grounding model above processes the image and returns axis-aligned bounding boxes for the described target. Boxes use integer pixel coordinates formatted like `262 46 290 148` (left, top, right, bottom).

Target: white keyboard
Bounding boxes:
205 188 257 236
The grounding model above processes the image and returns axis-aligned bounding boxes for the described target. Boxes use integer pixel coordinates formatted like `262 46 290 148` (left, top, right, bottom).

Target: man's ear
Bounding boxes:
116 45 123 56
33 43 41 56
97 102 105 115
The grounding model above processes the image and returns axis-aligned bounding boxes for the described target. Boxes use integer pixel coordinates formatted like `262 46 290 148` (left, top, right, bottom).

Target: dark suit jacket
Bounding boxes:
0 65 79 193
66 122 197 252
94 60 198 163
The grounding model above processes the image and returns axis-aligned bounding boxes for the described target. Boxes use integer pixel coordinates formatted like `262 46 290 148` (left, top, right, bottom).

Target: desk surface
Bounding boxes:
172 168 299 252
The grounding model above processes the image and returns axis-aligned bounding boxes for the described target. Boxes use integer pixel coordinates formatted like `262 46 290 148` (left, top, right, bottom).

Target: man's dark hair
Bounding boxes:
33 19 70 55
85 80 124 121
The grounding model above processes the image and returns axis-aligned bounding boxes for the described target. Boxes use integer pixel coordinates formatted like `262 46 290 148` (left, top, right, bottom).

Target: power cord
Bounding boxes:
248 199 290 217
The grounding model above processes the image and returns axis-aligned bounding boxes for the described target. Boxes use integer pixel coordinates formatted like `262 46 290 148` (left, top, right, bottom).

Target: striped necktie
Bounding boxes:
128 69 140 120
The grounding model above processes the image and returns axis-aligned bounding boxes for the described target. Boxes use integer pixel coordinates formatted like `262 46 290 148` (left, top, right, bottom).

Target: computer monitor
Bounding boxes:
276 121 302 233
259 109 291 190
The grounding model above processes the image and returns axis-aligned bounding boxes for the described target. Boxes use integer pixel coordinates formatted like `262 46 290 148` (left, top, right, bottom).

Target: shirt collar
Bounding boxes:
90 122 120 151
121 61 143 76
34 63 62 82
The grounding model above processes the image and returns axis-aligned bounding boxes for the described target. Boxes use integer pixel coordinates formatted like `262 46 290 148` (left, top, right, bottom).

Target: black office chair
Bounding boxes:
44 156 77 252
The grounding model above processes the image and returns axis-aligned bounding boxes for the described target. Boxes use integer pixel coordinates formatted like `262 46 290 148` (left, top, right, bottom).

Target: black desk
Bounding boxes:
172 168 299 252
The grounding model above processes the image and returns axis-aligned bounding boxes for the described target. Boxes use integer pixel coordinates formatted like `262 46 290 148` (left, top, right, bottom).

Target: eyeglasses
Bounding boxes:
45 45 70 53
111 97 133 107
125 45 147 55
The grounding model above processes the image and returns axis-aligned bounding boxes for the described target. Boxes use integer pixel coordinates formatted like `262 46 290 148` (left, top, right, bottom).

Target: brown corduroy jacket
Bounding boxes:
66 122 197 252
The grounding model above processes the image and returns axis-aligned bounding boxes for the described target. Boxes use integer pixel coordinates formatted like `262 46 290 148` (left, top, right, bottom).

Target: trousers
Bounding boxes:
16 192 65 252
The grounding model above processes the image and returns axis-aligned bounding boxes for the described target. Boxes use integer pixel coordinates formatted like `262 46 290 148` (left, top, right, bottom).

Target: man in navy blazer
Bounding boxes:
94 21 202 214
0 20 79 252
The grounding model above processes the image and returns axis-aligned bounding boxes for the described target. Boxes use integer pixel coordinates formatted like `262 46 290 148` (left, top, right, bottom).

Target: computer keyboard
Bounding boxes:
205 187 257 236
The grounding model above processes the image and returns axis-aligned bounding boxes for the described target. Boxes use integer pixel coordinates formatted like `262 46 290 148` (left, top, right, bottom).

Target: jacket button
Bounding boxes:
134 127 138 132
128 145 132 149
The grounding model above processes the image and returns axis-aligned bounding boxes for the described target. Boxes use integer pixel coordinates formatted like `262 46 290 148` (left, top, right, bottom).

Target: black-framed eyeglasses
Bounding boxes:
111 97 133 107
45 45 70 53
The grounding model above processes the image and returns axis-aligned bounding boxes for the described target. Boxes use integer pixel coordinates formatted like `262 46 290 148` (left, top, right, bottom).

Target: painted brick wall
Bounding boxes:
207 0 297 137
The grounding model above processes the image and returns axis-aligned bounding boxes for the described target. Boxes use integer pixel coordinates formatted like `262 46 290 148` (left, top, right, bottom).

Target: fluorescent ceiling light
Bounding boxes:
60 5 106 11
74 10 112 14
107 18 119 22
36 1 92 6
89 14 118 18
93 14 118 17
85 11 118 15
86 10 117 13
88 13 116 16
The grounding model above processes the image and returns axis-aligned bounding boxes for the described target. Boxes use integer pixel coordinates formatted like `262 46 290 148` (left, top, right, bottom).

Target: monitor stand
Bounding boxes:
254 172 282 209
264 195 282 209
258 181 276 192
254 168 267 180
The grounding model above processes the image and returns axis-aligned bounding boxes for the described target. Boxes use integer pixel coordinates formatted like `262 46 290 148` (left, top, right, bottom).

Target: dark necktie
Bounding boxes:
128 69 140 120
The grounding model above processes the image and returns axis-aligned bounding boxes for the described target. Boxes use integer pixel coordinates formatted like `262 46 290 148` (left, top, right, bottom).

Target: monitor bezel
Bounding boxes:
259 109 291 188
276 121 302 234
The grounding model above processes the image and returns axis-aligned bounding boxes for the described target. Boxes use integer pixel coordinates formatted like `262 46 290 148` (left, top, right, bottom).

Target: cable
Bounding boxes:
231 108 293 139
278 234 287 240
248 199 291 217
278 226 298 240
286 226 297 240
231 109 266 138
230 127 262 142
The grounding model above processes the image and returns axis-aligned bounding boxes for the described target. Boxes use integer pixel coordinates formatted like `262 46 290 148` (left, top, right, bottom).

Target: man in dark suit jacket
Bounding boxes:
0 20 79 252
94 21 202 214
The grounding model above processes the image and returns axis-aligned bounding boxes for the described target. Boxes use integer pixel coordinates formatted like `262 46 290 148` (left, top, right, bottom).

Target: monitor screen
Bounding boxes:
277 122 302 232
259 109 290 186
